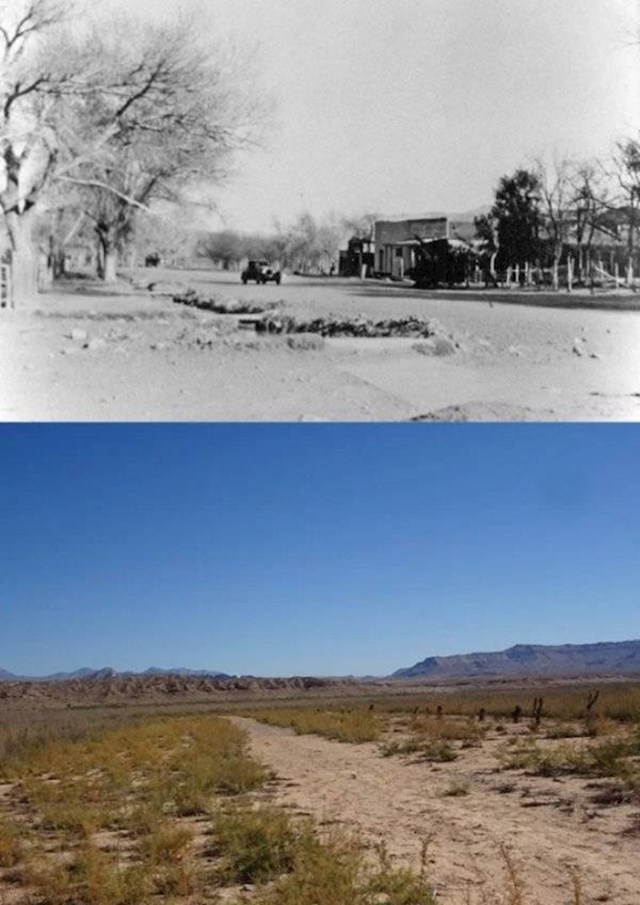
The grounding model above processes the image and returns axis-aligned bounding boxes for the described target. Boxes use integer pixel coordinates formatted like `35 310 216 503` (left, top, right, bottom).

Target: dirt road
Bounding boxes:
232 717 640 905
2 272 640 421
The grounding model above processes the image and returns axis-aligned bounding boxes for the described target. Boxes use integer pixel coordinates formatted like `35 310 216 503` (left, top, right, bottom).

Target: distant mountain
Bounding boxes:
141 667 231 679
0 666 230 682
392 640 640 680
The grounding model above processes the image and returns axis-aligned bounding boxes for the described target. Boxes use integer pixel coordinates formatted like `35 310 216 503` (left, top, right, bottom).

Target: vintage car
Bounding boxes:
241 260 282 285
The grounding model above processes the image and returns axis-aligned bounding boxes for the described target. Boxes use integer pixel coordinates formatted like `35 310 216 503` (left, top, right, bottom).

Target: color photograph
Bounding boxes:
0 424 639 903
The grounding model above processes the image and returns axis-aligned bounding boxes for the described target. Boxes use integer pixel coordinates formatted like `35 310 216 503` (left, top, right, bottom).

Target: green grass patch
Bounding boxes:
246 707 380 743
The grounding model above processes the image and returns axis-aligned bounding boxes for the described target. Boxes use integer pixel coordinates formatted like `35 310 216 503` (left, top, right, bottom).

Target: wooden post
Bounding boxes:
567 255 573 293
0 264 13 308
627 257 634 287
514 263 520 286
615 261 620 288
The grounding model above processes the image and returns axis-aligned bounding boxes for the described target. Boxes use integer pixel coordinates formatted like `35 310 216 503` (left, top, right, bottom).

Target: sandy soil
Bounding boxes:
233 717 640 905
2 271 640 421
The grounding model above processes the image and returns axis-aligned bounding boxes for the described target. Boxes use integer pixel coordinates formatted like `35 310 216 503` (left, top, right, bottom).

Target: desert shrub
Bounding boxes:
380 738 424 757
250 829 436 905
139 824 193 866
409 716 484 743
285 333 325 351
211 805 302 884
381 737 457 762
25 844 151 905
441 779 470 797
213 753 268 794
421 739 457 762
0 816 23 867
499 731 640 787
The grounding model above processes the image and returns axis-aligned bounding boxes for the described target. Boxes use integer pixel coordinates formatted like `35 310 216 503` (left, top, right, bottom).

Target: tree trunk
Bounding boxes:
96 229 119 282
7 212 39 305
552 249 561 292
103 249 117 283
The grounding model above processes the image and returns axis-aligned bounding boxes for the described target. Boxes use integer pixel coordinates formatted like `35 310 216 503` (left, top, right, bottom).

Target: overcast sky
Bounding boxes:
91 0 640 233
2 425 639 678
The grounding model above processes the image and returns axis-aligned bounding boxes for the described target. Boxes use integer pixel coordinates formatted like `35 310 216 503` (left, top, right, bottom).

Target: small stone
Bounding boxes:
70 328 88 342
85 338 107 351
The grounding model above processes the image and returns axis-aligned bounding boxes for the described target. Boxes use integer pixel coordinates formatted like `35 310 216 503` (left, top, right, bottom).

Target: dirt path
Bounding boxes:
231 717 640 905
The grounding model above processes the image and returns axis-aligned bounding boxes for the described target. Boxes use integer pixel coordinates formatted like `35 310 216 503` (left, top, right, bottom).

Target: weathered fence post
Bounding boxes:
0 264 13 309
567 256 573 293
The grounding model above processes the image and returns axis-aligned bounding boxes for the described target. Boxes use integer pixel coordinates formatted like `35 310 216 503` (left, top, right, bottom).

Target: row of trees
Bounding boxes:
197 212 376 274
476 144 640 289
1 0 264 299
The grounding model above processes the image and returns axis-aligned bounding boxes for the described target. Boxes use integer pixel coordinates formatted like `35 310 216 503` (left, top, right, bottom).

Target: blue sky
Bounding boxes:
1 425 638 677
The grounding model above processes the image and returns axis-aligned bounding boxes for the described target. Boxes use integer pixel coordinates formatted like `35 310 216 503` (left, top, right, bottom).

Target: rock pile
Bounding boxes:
255 314 435 338
173 289 276 315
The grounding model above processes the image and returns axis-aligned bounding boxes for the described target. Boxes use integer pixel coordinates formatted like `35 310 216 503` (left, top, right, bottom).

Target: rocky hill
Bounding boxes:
392 640 640 680
0 673 361 707
0 666 230 683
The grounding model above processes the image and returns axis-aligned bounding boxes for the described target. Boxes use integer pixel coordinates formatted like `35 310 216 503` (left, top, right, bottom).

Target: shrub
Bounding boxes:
0 816 22 867
211 806 301 884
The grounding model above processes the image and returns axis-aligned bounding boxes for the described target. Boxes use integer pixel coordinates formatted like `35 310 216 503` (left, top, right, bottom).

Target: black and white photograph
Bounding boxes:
1 0 639 421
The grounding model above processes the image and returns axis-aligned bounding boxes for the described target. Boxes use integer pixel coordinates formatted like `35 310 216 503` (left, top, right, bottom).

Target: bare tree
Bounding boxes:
61 16 265 281
570 160 611 283
197 229 246 270
609 137 640 279
275 212 343 274
535 158 574 291
0 0 71 300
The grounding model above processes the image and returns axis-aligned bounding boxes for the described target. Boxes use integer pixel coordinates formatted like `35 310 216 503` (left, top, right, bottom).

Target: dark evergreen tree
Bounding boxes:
490 169 542 270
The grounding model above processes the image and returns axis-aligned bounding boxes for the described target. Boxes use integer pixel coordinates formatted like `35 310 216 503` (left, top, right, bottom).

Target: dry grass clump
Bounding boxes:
498 730 640 788
210 804 302 884
0 816 23 867
381 716 482 762
381 738 458 762
246 829 436 905
246 708 380 743
409 716 485 743
23 845 151 905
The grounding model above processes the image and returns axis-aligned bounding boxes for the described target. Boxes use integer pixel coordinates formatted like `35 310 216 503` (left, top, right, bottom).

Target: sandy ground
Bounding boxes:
1 271 640 421
233 717 640 905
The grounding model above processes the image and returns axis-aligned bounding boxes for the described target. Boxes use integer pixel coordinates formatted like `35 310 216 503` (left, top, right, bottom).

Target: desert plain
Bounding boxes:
2 270 640 421
0 674 639 904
